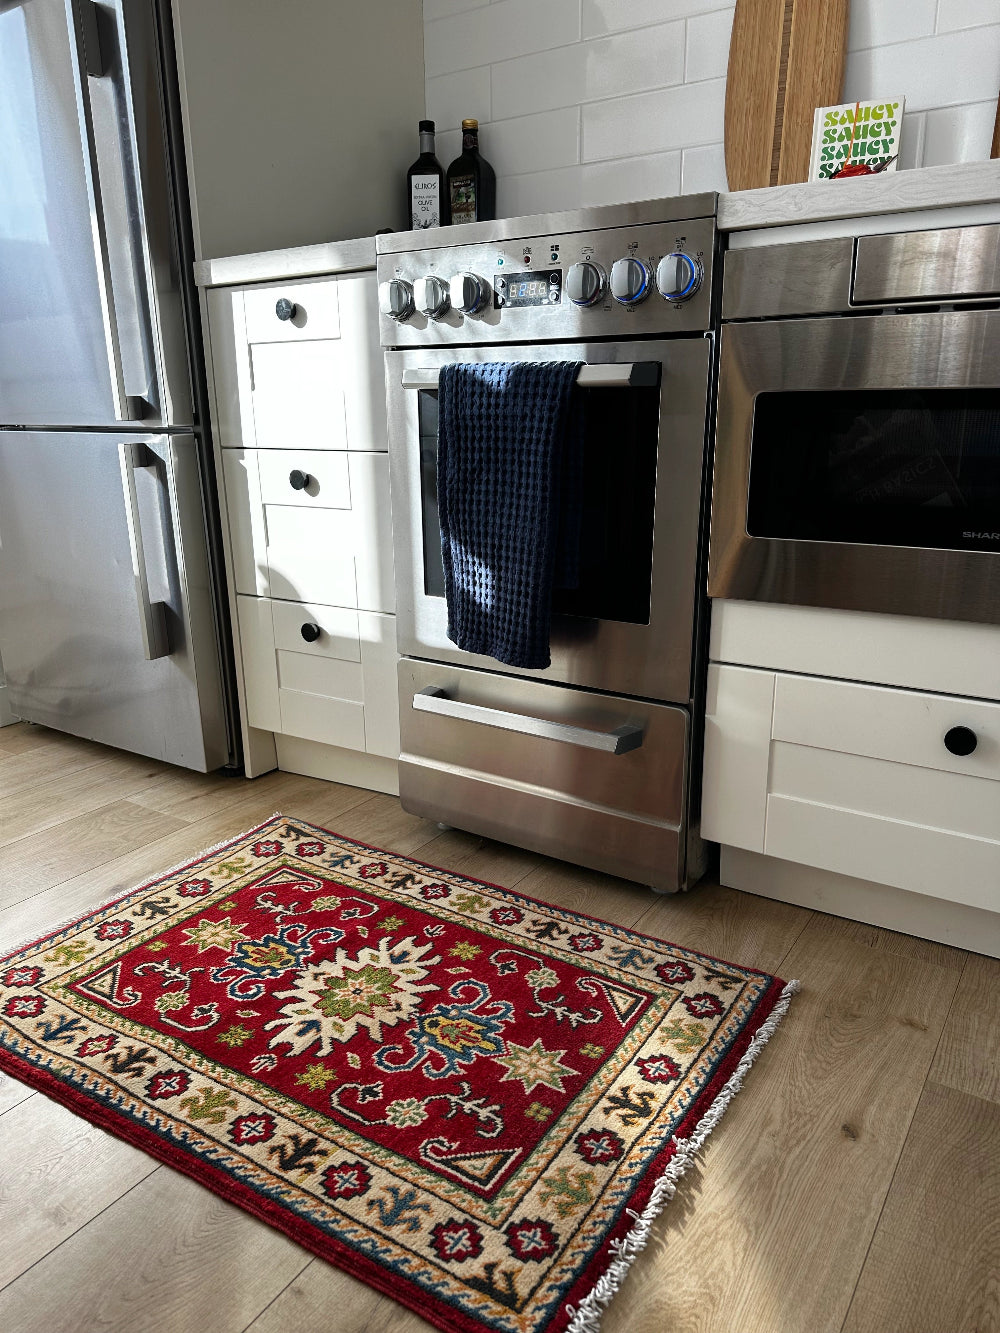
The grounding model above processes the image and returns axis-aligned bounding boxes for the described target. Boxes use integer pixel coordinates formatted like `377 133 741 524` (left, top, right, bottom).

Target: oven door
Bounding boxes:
710 311 1000 625
386 337 712 704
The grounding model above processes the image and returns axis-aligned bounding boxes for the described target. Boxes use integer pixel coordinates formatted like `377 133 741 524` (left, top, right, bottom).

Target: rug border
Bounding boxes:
0 811 798 1333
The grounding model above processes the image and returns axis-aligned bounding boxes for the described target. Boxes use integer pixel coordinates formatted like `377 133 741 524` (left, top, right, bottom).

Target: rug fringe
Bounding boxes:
0 813 288 962
564 978 802 1333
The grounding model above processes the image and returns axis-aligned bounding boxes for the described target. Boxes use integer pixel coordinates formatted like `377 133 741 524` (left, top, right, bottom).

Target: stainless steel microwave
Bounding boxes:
709 224 1000 625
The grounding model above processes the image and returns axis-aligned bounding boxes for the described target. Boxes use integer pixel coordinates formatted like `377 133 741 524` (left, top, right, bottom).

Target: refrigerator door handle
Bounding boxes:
69 0 159 422
119 441 170 660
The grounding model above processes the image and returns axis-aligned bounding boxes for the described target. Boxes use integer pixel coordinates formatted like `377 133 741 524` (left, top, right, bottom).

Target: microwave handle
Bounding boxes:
400 363 660 390
413 687 644 755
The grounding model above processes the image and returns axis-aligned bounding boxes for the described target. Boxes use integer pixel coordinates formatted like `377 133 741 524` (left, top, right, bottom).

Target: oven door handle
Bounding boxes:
413 687 645 755
400 363 660 390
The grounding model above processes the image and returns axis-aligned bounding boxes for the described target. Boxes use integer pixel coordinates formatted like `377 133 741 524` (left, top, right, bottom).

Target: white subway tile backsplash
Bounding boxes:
582 0 737 39
897 111 927 169
681 141 727 192
500 166 585 217
425 67 492 132
936 0 1000 34
492 23 685 122
579 151 683 206
423 0 489 21
847 0 936 52
424 0 581 80
486 106 581 178
582 78 726 161
685 7 734 84
922 99 998 164
843 25 1000 112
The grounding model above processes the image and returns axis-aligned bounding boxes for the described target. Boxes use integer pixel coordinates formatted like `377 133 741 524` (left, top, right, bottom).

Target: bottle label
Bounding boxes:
450 173 477 224
410 174 441 229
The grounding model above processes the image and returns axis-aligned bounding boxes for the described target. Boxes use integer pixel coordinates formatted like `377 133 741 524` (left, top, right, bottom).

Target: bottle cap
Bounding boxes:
462 119 479 131
419 120 435 133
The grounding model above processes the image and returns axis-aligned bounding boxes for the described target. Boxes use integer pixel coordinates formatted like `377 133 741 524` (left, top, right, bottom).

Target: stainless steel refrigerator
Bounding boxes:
0 0 236 771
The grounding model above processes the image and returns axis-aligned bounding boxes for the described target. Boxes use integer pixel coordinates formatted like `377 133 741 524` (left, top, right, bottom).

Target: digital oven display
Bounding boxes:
494 270 561 308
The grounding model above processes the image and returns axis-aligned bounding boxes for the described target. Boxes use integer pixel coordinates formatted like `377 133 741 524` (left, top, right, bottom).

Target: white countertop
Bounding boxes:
193 235 375 288
718 159 1000 232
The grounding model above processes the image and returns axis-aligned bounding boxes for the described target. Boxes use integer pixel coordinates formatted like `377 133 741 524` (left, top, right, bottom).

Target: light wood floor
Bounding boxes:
1 722 997 1333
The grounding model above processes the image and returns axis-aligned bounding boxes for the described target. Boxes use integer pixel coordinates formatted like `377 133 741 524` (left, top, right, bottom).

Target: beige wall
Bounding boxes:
172 0 426 259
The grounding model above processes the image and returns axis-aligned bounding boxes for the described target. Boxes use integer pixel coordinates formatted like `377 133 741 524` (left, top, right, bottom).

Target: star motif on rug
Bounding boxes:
182 917 248 954
494 1038 580 1093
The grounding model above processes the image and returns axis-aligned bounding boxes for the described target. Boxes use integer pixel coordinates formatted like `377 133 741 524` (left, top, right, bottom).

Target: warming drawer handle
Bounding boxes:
412 687 644 755
400 363 660 390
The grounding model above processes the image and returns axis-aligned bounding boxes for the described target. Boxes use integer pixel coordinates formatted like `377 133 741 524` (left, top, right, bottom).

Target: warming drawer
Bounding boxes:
397 659 691 891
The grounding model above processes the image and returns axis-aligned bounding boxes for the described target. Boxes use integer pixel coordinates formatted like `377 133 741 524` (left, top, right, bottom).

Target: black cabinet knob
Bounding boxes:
944 725 978 756
275 297 297 321
288 469 311 490
300 622 321 643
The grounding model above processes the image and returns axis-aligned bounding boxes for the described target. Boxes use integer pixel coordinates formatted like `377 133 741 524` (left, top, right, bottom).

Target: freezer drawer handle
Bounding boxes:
413 687 644 755
400 363 660 390
118 441 169 660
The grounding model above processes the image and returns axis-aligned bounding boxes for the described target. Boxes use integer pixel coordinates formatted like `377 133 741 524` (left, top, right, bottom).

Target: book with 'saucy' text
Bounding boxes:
809 97 905 180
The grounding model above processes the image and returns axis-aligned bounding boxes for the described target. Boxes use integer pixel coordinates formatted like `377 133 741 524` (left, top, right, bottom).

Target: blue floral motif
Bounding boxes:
375 979 514 1079
211 924 342 1000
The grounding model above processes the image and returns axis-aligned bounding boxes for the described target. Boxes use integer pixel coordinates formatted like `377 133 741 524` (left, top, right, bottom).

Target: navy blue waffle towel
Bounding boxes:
437 361 584 670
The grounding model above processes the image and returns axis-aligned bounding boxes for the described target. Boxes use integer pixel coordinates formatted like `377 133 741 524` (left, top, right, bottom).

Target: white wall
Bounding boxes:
424 0 1000 216
173 1 426 259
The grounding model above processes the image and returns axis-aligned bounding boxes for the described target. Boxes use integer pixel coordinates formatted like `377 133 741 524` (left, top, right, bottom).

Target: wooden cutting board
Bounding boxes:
725 0 850 191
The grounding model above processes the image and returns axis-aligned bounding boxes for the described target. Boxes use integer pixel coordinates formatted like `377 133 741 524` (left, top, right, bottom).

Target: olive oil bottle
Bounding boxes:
407 120 448 229
446 119 496 224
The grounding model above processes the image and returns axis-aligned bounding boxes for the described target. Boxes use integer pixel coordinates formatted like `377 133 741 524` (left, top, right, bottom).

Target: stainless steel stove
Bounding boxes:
377 195 719 892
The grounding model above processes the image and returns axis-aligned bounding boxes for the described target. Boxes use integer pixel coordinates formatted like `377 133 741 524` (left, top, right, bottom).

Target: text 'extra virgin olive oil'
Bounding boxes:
447 119 496 224
407 120 449 229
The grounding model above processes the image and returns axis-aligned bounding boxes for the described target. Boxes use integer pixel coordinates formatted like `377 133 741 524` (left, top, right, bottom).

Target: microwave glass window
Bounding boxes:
747 388 1000 552
416 383 659 623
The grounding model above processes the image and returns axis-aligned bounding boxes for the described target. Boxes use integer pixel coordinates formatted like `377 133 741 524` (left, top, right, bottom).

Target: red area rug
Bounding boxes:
0 815 796 1332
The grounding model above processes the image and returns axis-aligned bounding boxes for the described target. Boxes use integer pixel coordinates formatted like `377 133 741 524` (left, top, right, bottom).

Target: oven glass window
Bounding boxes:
748 389 1000 551
417 383 660 623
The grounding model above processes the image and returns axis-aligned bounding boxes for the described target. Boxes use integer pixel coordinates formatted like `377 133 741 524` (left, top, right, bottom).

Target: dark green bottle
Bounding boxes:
447 119 496 224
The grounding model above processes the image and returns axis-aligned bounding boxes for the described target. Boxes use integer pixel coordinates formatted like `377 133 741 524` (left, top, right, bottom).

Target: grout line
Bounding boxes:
0 1163 163 1298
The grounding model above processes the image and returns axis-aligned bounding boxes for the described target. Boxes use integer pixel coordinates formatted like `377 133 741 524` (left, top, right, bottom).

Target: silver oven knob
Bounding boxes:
609 258 652 305
565 261 607 307
378 278 414 322
449 271 490 314
413 274 451 320
656 252 703 303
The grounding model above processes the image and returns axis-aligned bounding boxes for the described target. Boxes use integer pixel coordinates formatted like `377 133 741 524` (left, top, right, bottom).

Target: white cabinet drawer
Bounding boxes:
257 449 351 509
702 662 1000 913
772 674 1000 781
225 450 393 612
237 596 398 759
243 278 340 343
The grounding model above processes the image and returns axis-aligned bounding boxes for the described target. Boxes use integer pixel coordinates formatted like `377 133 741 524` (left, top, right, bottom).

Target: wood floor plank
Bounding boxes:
244 1259 429 1333
0 731 116 799
390 825 544 890
841 1081 1000 1333
0 800 188 912
0 1070 34 1116
805 909 968 973
928 953 1000 1105
0 1167 312 1332
633 877 812 976
508 857 656 929
0 1095 158 1288
0 723 50 758
0 754 174 849
599 917 961 1333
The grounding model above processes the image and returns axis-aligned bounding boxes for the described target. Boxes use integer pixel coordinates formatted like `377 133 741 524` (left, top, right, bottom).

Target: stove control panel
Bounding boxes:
377 216 715 345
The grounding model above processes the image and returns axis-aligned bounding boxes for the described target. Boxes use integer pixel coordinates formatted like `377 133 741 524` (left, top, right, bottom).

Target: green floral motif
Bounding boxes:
384 1097 428 1128
154 991 188 1014
539 1165 597 1218
658 1018 707 1055
183 916 248 955
377 915 404 934
216 1023 254 1048
452 893 487 914
449 942 481 961
526 967 559 990
312 895 342 912
495 1038 579 1094
525 1101 552 1123
179 1085 238 1123
44 941 94 966
579 1042 605 1059
296 1062 334 1091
